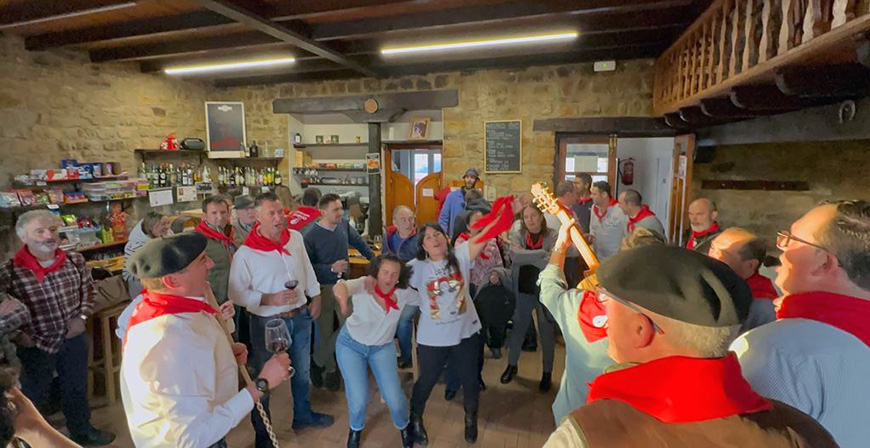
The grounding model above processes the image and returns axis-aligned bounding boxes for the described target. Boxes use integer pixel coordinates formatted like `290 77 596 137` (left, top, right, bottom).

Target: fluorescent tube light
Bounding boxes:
0 2 138 30
381 32 579 55
164 57 297 75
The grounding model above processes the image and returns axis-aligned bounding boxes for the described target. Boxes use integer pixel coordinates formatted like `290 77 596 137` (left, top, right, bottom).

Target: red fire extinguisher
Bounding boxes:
621 158 635 185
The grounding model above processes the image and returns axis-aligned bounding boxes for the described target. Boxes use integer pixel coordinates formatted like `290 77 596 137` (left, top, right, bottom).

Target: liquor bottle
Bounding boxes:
250 141 259 158
188 164 195 185
244 142 251 158
229 167 236 187
275 169 282 186
257 169 263 186
159 164 167 187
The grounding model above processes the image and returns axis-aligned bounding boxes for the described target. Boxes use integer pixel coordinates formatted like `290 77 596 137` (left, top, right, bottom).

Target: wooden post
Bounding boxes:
367 122 383 236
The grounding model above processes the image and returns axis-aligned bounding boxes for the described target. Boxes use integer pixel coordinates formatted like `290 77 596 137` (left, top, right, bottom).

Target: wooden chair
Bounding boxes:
86 301 129 405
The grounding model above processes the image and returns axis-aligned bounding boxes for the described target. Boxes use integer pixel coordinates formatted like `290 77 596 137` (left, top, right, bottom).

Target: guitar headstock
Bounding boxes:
530 182 560 214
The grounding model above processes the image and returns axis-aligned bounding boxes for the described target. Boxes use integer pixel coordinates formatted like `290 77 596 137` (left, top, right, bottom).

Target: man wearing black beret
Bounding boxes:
120 233 291 448
543 226 836 447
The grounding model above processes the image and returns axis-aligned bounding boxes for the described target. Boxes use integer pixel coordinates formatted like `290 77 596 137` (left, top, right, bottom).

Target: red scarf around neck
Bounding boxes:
243 223 291 256
525 231 544 250
374 285 400 313
577 197 593 205
687 222 721 249
13 246 67 283
776 291 870 347
124 290 217 347
746 273 778 300
286 206 321 231
578 290 608 343
592 199 618 223
587 353 772 423
626 205 656 233
194 221 235 252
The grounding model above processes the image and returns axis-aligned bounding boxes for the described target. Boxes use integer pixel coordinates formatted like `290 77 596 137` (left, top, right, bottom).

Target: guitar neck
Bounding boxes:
554 209 600 271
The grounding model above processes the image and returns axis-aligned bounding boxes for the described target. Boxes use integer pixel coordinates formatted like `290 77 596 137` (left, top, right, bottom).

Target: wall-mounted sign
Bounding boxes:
205 101 246 159
485 120 522 173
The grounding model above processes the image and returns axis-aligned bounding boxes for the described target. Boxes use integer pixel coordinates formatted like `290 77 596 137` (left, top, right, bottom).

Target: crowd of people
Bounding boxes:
0 166 866 448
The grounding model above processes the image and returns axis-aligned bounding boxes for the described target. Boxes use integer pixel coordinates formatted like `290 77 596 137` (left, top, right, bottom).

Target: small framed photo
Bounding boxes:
409 117 430 140
325 135 333 144
331 135 340 144
316 135 324 144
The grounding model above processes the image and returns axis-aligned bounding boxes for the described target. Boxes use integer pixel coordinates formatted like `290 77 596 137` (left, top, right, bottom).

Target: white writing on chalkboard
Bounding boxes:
485 120 522 173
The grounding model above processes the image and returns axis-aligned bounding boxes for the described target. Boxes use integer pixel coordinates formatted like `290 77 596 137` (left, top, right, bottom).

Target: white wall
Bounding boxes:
616 137 674 236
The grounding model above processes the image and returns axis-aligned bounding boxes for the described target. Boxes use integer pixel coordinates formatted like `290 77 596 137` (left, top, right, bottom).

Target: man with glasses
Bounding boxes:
707 228 778 333
544 244 836 448
229 192 333 448
731 200 870 447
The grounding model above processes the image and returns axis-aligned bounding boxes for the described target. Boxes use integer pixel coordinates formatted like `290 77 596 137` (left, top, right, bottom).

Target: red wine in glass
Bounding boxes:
284 280 298 290
268 338 289 354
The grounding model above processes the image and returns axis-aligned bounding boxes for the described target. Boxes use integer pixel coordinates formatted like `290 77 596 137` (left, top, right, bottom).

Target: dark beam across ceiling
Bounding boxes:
187 0 377 77
730 85 810 111
775 64 870 98
0 0 134 28
699 97 784 118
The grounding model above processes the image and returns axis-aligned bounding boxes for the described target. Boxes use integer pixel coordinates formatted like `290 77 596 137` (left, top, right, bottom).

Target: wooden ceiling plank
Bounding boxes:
699 97 785 117
0 0 135 27
24 10 234 50
664 112 691 128
188 0 377 77
729 85 807 110
90 32 281 62
775 63 870 97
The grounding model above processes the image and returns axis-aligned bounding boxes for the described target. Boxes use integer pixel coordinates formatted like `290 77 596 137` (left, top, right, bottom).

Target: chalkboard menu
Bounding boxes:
485 120 522 173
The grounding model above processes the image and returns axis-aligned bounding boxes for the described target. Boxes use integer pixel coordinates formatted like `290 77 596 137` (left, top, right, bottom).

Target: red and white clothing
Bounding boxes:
588 201 627 260
732 291 870 447
626 205 665 236
120 293 253 447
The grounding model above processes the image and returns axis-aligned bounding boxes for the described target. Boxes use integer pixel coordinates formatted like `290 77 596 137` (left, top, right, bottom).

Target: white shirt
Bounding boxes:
732 318 870 448
228 229 320 317
120 301 253 448
589 204 627 259
407 243 482 347
340 278 414 346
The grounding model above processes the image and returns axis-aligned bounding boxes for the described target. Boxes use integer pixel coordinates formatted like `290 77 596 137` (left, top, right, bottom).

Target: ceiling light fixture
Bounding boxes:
381 32 579 55
164 57 297 75
0 2 138 30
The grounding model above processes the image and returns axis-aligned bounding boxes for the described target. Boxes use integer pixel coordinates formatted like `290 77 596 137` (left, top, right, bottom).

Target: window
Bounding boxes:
557 136 616 186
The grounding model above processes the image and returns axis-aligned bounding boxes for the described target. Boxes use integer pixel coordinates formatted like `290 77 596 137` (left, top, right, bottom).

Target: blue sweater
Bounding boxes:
384 227 419 262
303 220 375 285
438 188 465 236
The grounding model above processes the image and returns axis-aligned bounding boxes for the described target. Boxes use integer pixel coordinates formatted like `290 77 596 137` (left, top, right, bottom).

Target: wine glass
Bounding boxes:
284 279 298 290
265 318 295 378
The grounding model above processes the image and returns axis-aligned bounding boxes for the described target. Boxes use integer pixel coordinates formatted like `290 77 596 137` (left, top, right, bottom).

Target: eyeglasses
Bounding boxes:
596 287 664 334
776 230 842 266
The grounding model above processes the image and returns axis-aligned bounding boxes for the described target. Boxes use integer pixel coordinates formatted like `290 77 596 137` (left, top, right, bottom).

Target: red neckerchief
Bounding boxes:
776 291 870 347
577 197 593 204
286 206 320 231
578 290 608 342
469 195 514 241
123 290 218 348
587 353 772 423
193 221 235 253
243 223 291 256
525 231 544 250
626 205 656 233
13 246 68 284
746 273 778 300
592 199 618 223
687 222 721 249
374 285 400 313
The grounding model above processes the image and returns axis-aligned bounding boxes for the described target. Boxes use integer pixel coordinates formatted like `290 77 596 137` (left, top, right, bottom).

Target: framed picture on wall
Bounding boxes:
409 117 430 140
205 101 246 158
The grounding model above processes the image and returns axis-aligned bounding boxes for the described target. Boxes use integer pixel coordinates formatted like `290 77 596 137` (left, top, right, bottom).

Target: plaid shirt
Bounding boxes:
0 251 94 353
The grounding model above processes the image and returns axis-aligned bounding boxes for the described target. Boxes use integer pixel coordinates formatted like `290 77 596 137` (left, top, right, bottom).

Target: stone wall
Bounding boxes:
213 60 655 195
692 140 870 243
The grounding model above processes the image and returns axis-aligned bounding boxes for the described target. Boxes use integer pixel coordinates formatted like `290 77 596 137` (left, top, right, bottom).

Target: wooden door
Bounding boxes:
415 172 442 225
667 134 695 246
383 148 415 228
556 135 618 186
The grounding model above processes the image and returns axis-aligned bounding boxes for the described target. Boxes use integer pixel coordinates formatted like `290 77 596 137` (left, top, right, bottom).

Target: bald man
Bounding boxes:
708 228 778 333
686 198 722 253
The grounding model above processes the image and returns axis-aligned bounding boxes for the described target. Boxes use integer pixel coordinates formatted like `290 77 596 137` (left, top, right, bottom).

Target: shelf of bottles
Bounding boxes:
292 167 367 187
215 165 282 189
140 162 208 189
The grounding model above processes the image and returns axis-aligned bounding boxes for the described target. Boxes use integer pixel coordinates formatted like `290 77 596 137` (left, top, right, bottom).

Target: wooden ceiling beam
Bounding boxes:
730 85 808 111
679 106 735 126
91 33 282 62
187 0 377 77
775 63 870 98
0 0 134 28
699 97 786 118
664 112 690 128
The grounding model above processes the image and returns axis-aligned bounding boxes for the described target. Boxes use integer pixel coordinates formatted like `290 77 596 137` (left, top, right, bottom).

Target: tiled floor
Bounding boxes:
88 339 565 448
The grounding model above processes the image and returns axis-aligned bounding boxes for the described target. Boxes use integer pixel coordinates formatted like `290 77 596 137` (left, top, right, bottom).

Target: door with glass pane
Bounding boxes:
556 135 617 186
384 144 442 227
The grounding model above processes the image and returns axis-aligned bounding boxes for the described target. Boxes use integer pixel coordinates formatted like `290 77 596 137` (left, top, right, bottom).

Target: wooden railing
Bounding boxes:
653 0 870 115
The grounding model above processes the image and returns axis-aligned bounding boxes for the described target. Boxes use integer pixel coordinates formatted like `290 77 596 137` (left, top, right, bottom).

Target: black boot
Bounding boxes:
310 362 324 388
400 424 414 448
500 364 518 384
464 411 478 444
539 372 552 392
411 413 428 445
347 428 361 448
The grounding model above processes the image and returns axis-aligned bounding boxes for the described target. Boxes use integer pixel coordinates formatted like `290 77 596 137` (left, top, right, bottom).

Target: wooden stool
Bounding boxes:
86 301 130 405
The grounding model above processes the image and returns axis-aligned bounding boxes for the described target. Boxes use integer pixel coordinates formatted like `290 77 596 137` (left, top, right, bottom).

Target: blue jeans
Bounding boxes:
249 311 313 448
395 305 419 364
336 327 410 431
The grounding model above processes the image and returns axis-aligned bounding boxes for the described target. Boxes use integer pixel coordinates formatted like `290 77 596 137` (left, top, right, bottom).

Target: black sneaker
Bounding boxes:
325 370 342 391
293 411 335 431
539 372 552 392
444 389 457 401
310 362 324 388
398 359 412 369
71 429 115 446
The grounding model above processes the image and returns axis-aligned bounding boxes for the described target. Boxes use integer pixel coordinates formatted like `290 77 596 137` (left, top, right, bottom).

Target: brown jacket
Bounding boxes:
558 399 838 448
